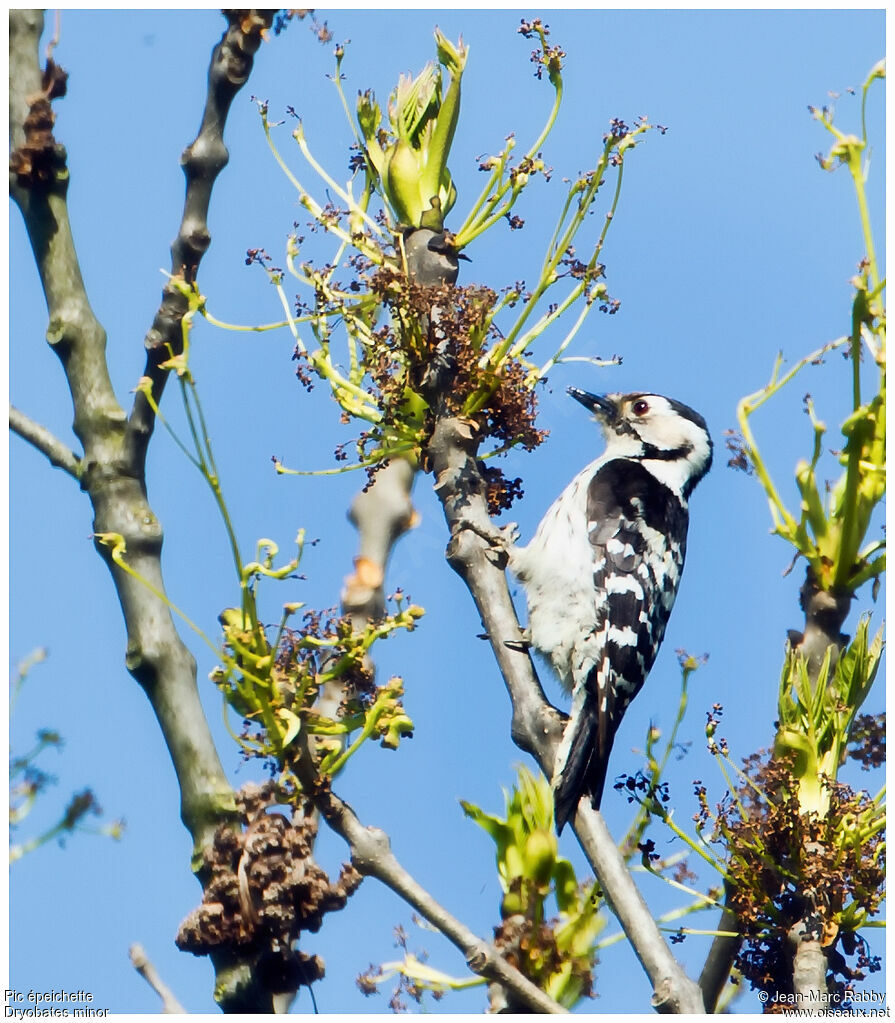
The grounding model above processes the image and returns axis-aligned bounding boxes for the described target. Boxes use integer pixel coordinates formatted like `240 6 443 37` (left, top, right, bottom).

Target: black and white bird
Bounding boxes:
509 388 713 832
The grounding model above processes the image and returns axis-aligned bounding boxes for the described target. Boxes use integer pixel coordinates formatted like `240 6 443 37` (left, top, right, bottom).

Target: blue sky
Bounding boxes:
9 9 885 1015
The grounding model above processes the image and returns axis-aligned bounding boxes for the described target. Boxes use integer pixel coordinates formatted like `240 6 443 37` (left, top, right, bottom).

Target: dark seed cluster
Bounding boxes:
847 713 885 771
724 429 752 473
214 597 417 777
356 924 445 1010
176 782 362 994
518 18 565 81
363 265 547 505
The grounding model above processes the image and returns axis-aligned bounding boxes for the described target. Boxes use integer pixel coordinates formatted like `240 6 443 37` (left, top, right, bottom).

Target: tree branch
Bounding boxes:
433 420 562 751
572 805 705 1012
128 10 274 466
781 571 854 1007
10 10 279 1010
698 894 741 1011
129 944 186 1014
9 403 81 478
304 458 418 757
316 787 568 1014
427 413 705 1013
10 1 237 858
789 918 829 1009
341 457 417 622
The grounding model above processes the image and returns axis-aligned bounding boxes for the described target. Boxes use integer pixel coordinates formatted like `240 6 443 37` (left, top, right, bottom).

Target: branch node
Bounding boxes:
465 942 490 973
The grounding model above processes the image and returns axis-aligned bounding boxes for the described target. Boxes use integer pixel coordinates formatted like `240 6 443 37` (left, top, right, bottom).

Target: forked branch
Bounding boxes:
426 414 705 1013
316 786 568 1013
9 9 280 1011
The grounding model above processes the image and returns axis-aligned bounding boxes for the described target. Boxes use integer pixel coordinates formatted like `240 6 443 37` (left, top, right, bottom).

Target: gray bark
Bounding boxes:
10 9 280 1011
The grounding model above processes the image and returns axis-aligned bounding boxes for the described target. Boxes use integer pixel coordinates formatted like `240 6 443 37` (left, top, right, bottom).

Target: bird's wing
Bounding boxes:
553 459 687 830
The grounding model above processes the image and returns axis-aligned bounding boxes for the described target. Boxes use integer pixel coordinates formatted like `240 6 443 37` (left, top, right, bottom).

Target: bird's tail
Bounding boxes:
552 692 613 834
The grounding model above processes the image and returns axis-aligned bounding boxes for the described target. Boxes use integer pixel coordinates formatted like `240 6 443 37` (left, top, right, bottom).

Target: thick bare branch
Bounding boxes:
10 403 81 478
9 5 236 857
341 457 417 622
430 416 562 751
10 10 279 1010
9 10 43 152
789 919 829 1010
427 413 705 1013
317 787 568 1014
309 459 418 750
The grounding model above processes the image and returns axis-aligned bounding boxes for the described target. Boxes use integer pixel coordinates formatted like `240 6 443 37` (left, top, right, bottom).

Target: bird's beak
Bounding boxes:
567 387 617 422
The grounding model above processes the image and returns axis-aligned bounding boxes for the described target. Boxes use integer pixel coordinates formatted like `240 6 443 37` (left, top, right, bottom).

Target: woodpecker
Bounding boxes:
508 388 713 832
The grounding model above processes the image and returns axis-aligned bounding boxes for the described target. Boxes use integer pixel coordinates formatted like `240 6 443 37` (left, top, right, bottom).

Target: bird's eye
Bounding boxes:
632 399 650 416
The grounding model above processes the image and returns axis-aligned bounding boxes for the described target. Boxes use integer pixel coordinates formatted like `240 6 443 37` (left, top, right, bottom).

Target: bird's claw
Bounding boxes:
456 518 519 552
499 521 520 547
504 626 532 653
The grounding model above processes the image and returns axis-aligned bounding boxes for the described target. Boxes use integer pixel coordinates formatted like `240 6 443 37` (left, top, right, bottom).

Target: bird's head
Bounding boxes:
568 387 713 496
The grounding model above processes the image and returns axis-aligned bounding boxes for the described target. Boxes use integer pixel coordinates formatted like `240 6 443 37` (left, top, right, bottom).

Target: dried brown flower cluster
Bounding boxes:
279 605 376 696
723 429 752 473
9 59 68 187
368 266 544 445
518 18 565 81
492 907 596 1007
177 782 362 994
284 244 548 509
214 598 416 777
706 754 884 1007
356 924 446 1011
365 266 546 506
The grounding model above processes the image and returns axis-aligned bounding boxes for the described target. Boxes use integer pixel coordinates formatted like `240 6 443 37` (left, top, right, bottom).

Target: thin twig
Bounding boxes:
317 787 568 1014
9 404 81 478
129 944 186 1014
698 896 741 1011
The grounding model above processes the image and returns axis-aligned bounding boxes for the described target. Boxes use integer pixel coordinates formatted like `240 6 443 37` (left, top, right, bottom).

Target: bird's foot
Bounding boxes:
455 517 519 550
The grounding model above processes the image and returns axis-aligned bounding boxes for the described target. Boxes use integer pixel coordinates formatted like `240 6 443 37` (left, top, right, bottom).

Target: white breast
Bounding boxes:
509 459 603 691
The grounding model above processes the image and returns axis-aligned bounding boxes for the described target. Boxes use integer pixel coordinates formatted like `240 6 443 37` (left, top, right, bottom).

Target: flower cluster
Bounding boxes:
212 595 420 782
177 782 363 994
461 769 604 1009
706 754 884 1006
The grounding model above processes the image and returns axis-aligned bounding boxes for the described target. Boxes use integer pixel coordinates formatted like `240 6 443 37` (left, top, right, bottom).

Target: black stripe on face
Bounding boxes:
636 441 693 463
